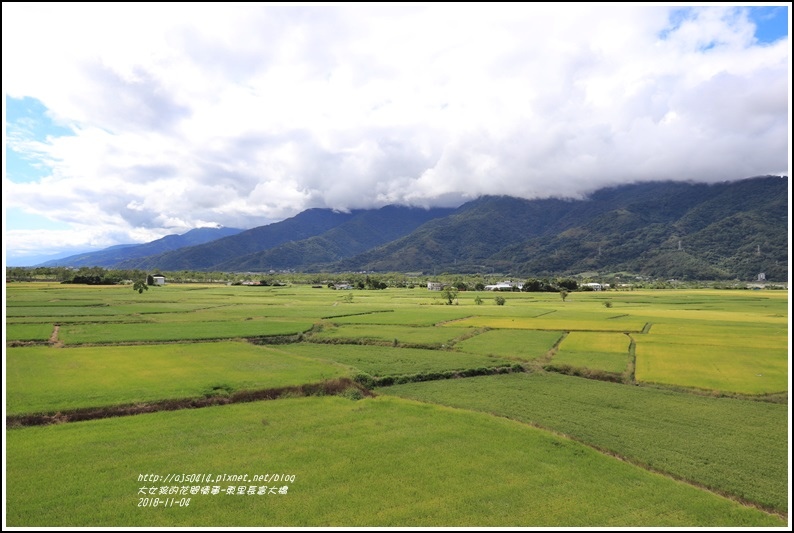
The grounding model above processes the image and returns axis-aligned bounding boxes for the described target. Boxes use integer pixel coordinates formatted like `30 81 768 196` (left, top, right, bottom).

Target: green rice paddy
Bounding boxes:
552 332 631 373
4 282 789 527
5 396 785 527
455 329 563 360
385 372 789 513
6 341 347 414
274 343 515 377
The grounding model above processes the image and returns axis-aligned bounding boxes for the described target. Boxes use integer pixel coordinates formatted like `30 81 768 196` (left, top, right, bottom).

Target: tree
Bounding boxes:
494 295 506 306
557 278 578 291
133 279 149 294
441 286 459 305
560 290 569 302
474 295 484 305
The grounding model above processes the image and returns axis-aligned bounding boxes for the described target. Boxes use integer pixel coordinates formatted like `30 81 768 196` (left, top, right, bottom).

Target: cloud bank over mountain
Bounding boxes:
4 4 789 263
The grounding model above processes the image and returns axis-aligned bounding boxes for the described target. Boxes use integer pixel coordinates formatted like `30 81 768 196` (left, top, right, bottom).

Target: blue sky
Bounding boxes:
6 97 72 183
3 3 790 266
748 5 789 42
6 97 74 235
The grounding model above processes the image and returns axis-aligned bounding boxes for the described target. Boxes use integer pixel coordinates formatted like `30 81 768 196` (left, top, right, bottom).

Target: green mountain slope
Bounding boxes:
215 206 455 271
338 176 789 280
106 175 788 281
114 208 357 271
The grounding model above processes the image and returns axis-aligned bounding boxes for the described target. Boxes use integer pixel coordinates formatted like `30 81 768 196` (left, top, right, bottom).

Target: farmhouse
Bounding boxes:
152 276 165 286
427 282 443 291
484 281 523 291
582 283 602 291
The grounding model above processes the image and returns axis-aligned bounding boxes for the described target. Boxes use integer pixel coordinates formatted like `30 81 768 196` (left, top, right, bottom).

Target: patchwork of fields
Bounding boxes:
4 282 790 527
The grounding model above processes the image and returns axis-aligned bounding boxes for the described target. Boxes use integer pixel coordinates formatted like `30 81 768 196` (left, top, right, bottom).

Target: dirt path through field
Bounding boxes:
49 325 64 348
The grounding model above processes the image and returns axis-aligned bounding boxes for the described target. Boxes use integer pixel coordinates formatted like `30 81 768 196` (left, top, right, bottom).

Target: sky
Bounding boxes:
2 3 791 266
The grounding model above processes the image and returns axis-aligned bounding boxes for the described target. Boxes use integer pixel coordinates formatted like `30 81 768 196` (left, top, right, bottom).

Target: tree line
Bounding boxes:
6 267 582 291
9 266 773 291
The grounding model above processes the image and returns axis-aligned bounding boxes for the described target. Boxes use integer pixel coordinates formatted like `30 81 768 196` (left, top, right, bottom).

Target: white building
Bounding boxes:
152 276 165 286
427 282 443 291
485 281 523 291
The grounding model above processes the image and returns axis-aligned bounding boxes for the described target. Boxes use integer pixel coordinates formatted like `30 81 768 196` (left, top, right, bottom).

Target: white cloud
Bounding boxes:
3 3 789 260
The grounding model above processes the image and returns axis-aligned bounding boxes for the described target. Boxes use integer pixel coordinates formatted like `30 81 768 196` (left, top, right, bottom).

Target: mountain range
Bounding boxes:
36 226 244 268
41 175 789 281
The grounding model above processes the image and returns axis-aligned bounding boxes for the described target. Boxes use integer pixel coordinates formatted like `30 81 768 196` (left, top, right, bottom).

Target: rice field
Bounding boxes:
454 329 563 361
6 322 57 342
4 282 789 527
448 314 648 332
57 319 315 344
273 343 516 377
635 338 788 394
551 332 631 374
4 396 785 527
6 341 347 414
384 372 789 513
306 323 476 347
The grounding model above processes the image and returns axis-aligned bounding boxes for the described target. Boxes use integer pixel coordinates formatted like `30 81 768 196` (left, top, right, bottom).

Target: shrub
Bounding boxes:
203 384 234 398
340 387 364 401
353 373 375 388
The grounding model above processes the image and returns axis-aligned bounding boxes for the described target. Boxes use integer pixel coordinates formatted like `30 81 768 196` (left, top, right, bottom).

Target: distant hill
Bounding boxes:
114 208 362 271
91 175 787 281
36 226 244 268
115 206 456 272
